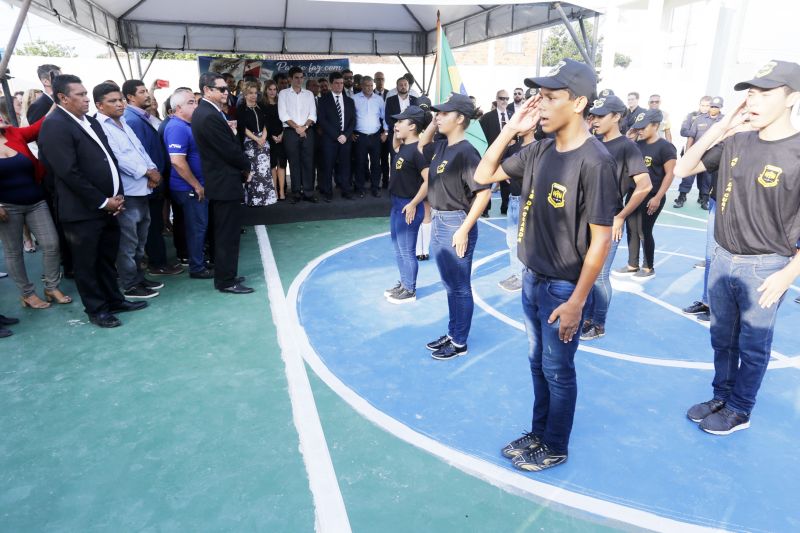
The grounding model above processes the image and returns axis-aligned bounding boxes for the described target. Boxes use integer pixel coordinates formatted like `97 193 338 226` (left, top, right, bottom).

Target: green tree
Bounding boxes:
17 39 76 58
541 24 631 69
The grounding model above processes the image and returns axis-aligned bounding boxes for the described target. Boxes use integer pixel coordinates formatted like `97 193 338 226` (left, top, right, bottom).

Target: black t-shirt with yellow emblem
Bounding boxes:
423 139 489 211
389 141 427 198
636 138 677 192
702 130 800 256
502 136 620 281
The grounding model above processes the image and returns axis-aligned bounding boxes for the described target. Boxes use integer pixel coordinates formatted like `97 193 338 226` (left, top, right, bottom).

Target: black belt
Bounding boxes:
356 131 382 136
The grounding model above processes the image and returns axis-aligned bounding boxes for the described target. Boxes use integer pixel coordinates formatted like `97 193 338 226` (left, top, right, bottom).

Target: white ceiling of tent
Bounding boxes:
15 0 601 56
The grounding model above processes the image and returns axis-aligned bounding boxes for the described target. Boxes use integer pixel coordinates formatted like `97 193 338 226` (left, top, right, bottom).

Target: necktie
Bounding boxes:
335 95 343 131
501 111 507 129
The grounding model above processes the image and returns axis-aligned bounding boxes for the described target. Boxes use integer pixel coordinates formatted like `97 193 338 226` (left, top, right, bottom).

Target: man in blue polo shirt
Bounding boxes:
163 90 211 279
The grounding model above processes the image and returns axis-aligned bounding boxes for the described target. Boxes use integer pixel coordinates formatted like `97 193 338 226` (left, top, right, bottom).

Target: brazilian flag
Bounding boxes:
436 18 489 155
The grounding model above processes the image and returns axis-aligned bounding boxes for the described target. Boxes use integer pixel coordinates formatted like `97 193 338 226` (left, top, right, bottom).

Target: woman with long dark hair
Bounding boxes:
418 93 491 360
262 80 287 200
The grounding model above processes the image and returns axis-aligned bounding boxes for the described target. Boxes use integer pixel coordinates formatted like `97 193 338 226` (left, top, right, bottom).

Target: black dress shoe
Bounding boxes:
324 195 332 203
304 195 319 203
0 314 20 326
290 195 301 204
89 313 122 328
190 269 214 279
358 191 365 199
0 327 12 338
109 300 148 313
342 193 354 200
372 190 382 198
235 276 246 284
218 283 255 294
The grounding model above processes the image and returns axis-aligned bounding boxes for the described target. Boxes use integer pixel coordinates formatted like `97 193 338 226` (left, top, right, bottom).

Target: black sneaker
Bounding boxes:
0 327 12 338
501 432 542 458
686 398 726 423
512 443 567 472
123 286 159 299
700 199 709 210
700 406 751 435
697 311 710 322
682 301 709 315
383 282 401 297
431 340 467 360
673 193 686 208
795 296 799 304
632 269 655 281
612 265 639 277
140 279 164 290
426 334 451 351
387 288 416 305
0 314 20 326
580 324 605 341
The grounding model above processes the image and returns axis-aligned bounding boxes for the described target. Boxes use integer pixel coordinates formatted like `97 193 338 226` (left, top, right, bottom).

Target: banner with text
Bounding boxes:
198 56 350 82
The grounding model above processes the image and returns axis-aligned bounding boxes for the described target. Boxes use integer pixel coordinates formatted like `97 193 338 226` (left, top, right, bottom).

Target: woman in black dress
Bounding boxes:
263 80 287 200
237 81 277 206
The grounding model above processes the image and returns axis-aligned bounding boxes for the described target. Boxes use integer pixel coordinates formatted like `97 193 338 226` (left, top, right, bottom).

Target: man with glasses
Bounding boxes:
279 66 318 203
479 89 515 214
342 69 355 98
648 94 672 143
191 72 253 295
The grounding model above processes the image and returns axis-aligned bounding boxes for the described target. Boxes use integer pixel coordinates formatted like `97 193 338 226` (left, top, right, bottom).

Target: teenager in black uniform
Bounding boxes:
384 104 431 304
474 59 619 471
580 95 652 340
418 93 492 360
613 109 676 281
676 60 800 434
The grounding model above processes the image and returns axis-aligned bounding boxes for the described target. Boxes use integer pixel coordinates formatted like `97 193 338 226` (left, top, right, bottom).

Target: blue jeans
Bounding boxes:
173 190 209 274
116 195 150 290
431 209 478 346
506 195 525 275
587 229 623 327
522 270 582 454
390 195 423 291
701 198 716 305
708 246 791 415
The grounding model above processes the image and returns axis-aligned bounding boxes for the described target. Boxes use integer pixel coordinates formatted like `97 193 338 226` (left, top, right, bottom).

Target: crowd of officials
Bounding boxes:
2 57 800 475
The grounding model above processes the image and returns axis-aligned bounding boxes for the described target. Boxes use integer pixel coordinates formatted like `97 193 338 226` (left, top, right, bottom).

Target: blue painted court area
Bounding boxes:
292 215 800 532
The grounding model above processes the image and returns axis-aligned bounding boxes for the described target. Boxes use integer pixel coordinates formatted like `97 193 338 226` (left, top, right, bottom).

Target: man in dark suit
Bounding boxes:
38 75 147 328
383 76 418 188
191 72 254 294
317 71 356 202
479 89 515 214
25 63 61 124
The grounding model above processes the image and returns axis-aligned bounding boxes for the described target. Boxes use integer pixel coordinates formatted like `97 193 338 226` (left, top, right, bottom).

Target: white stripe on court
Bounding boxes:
660 210 709 223
287 234 721 532
255 225 352 533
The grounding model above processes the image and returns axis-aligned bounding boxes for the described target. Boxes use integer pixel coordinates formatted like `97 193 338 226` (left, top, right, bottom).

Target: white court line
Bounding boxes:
255 225 352 533
655 223 706 232
287 234 719 533
475 225 799 368
477 218 507 233
660 210 708 223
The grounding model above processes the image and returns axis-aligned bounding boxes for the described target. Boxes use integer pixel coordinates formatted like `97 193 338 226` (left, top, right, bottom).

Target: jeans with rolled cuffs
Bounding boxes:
430 209 478 346
522 270 583 454
390 195 423 291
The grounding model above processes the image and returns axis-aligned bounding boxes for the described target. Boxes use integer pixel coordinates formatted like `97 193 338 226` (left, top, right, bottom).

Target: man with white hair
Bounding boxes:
162 89 210 280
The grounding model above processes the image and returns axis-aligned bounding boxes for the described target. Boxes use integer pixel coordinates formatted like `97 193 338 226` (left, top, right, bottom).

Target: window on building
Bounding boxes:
505 34 523 54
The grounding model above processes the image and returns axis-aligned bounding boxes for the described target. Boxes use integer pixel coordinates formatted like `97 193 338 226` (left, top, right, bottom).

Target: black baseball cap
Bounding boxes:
416 95 432 110
599 88 615 97
431 92 474 115
734 60 800 92
589 95 626 116
630 109 663 129
710 96 724 108
392 105 426 122
524 58 596 99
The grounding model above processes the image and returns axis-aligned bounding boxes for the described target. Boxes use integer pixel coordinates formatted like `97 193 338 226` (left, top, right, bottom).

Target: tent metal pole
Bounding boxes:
125 48 134 79
425 54 437 98
0 0 34 82
395 53 423 94
109 44 128 81
590 13 600 66
135 51 143 79
421 54 426 94
141 48 159 80
577 17 591 55
553 2 593 66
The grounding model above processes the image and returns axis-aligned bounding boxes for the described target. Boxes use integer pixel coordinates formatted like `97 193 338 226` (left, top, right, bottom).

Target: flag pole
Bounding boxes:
435 10 442 104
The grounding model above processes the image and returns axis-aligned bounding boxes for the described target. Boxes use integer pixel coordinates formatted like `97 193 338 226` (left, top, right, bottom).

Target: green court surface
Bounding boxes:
0 190 706 532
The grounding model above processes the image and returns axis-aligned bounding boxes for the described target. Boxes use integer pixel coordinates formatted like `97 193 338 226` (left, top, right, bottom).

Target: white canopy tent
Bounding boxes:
8 0 600 56
0 0 602 125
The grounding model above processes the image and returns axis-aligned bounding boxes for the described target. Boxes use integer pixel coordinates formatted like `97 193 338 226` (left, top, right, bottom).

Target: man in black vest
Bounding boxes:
38 75 147 328
192 73 254 294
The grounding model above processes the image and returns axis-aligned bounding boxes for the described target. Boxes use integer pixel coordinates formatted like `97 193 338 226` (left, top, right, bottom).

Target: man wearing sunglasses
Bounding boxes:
507 87 524 116
479 89 515 215
191 72 253 295
648 94 672 143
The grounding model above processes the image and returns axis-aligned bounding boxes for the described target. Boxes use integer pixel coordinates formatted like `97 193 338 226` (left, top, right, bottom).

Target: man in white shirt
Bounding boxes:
278 66 318 203
352 76 388 198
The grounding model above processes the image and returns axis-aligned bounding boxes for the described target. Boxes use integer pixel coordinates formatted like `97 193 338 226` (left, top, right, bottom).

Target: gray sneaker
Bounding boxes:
632 269 655 281
498 274 522 293
387 288 416 305
612 266 639 277
687 398 726 423
384 282 401 297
